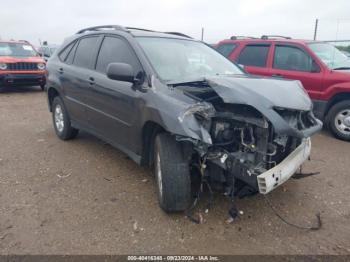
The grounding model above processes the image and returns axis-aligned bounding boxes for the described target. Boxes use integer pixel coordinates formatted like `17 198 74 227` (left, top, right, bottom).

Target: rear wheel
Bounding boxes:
52 96 79 140
154 133 191 212
327 100 350 141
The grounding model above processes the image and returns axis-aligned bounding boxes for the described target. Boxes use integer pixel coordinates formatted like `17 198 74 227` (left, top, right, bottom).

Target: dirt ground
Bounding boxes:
0 87 350 255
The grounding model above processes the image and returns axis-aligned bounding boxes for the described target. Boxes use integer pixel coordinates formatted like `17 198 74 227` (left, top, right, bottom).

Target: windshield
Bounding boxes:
0 42 38 57
309 43 350 70
136 37 243 82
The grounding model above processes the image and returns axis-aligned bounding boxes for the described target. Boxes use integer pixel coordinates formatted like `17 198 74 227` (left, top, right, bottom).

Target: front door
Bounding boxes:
269 44 324 99
84 35 144 153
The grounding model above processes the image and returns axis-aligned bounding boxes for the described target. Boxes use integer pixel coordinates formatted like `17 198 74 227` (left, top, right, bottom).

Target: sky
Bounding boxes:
0 0 350 46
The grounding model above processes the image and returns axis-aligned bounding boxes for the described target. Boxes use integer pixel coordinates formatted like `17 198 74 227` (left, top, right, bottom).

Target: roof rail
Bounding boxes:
164 32 193 39
126 28 192 39
261 35 291 40
76 25 193 39
76 25 126 34
125 27 155 32
230 36 258 40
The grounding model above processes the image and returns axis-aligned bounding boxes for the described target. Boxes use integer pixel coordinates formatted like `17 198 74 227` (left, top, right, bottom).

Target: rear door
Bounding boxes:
269 44 324 99
84 35 143 152
236 44 271 76
59 35 102 126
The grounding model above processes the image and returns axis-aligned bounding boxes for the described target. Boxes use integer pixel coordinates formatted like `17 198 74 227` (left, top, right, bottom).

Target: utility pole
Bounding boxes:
313 18 318 40
201 27 204 41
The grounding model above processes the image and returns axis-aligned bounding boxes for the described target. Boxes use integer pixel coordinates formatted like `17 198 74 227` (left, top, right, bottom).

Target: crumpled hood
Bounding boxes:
205 75 312 111
169 74 321 139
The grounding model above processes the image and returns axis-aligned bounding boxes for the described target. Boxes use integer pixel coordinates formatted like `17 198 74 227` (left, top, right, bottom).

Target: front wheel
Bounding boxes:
154 133 191 212
327 100 350 141
52 96 79 140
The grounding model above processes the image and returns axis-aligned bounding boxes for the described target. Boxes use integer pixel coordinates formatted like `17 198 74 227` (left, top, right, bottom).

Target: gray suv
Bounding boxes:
46 25 322 214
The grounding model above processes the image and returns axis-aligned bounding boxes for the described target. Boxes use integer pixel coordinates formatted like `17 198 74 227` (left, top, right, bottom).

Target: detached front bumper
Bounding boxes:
0 73 46 87
257 138 311 194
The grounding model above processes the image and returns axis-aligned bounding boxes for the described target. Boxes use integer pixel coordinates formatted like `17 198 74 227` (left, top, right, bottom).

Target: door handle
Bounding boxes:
272 74 283 78
88 77 95 85
58 68 64 74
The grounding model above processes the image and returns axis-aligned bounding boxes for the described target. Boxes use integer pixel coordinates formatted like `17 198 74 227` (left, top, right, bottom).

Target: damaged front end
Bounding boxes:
172 76 323 197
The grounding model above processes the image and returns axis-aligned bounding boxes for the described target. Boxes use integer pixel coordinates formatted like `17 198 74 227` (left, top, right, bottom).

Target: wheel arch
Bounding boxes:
140 121 166 167
47 87 61 112
325 92 350 117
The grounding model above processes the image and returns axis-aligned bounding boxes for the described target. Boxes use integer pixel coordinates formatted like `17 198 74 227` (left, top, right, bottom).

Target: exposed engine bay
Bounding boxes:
172 78 322 199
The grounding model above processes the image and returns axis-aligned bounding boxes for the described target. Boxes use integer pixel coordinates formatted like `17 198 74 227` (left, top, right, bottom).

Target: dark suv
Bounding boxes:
47 26 322 214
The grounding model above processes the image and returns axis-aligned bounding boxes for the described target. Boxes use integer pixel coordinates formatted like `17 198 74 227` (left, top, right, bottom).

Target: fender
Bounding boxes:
323 82 350 101
140 84 213 145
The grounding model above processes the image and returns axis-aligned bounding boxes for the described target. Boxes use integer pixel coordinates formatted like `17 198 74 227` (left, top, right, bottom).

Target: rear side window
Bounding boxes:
96 36 141 74
273 45 313 72
238 45 270 67
58 42 74 61
65 41 78 65
216 43 237 58
73 36 100 69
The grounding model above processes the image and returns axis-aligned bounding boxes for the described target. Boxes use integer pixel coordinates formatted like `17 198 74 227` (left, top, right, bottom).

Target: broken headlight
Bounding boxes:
178 102 215 123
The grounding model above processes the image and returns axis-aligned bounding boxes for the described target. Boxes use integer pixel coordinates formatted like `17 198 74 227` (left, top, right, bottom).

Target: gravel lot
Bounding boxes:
0 87 350 255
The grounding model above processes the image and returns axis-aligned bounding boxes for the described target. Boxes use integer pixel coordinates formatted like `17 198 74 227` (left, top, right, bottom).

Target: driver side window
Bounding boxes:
96 36 141 74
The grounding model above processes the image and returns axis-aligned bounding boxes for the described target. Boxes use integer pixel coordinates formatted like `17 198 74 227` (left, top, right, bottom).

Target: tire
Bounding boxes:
40 85 45 91
327 100 350 141
154 133 191 212
52 96 79 140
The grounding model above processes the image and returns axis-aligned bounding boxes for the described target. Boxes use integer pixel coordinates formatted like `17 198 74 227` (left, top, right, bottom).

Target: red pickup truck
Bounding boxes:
0 40 46 92
216 36 350 141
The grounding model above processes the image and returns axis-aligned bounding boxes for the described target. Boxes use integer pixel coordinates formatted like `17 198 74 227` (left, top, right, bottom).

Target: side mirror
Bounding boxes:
107 63 135 83
311 60 320 73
